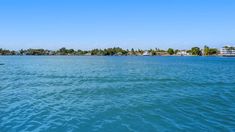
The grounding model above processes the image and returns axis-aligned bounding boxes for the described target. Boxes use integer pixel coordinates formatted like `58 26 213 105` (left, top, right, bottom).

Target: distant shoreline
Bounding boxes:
1 46 234 57
0 55 223 57
0 46 221 56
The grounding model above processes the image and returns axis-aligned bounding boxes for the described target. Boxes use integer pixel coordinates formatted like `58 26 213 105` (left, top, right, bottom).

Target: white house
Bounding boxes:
143 51 150 56
176 50 190 56
221 46 235 57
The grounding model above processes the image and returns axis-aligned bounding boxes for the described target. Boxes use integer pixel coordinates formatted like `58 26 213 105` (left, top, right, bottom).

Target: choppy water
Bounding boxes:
0 56 235 132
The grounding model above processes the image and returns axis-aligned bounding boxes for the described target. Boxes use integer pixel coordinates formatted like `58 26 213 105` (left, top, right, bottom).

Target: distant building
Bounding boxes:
143 51 150 56
114 52 123 56
176 50 190 56
221 46 235 57
84 53 91 56
49 51 55 55
201 49 204 56
15 51 21 55
156 51 168 56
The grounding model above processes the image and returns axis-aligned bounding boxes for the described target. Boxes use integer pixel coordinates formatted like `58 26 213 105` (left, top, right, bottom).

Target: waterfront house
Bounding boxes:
143 51 150 56
114 52 123 56
84 53 92 56
176 50 190 56
221 46 235 57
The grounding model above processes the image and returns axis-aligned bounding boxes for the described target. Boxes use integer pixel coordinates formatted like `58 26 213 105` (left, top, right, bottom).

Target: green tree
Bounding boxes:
174 49 179 54
68 49 75 55
167 48 174 55
131 48 136 55
58 47 67 55
204 45 210 56
191 47 202 56
209 48 219 55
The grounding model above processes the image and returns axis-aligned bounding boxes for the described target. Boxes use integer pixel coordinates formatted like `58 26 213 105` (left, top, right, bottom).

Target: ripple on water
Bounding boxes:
0 56 235 131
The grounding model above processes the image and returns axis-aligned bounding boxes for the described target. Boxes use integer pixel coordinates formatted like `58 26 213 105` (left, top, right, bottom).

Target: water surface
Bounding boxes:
0 56 235 131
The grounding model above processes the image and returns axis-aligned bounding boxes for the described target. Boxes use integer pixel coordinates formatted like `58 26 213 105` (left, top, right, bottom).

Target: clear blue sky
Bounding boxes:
0 0 235 50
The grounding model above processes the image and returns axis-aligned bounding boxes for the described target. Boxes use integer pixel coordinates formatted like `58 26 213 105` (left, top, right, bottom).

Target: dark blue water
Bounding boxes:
0 56 235 131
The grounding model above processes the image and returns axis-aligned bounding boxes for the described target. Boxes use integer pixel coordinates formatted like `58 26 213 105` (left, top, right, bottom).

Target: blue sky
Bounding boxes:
0 0 235 50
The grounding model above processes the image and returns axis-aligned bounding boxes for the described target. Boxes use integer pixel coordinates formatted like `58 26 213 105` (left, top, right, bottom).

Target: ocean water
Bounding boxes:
0 56 235 132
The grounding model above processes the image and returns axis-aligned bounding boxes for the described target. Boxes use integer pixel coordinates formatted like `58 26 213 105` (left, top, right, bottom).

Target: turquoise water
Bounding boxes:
0 56 235 131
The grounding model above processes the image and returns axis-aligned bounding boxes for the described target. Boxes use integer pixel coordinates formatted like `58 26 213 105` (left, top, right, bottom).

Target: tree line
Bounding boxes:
0 46 220 56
